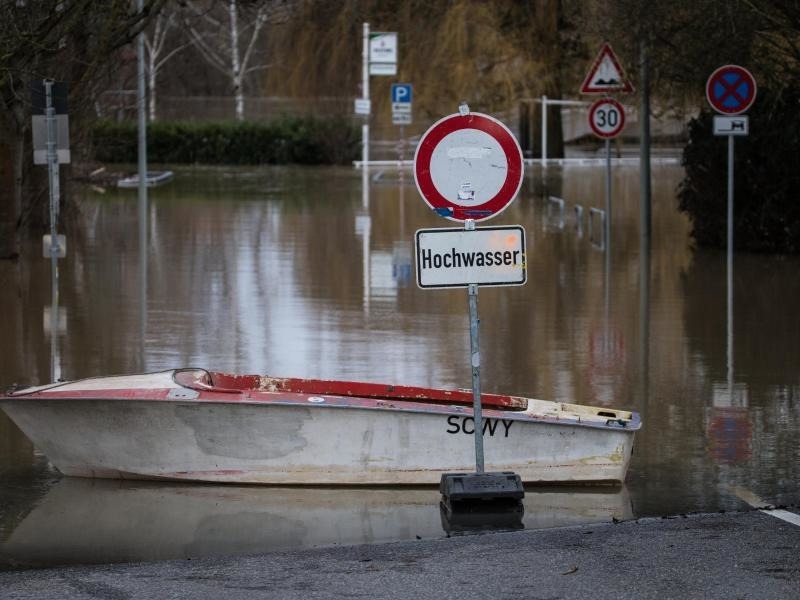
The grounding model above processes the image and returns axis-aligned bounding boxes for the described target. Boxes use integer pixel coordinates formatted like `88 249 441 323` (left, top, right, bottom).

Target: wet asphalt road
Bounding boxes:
1 509 798 600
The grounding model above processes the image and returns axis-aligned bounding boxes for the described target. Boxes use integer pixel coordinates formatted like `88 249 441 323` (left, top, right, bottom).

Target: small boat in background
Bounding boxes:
0 369 640 485
116 170 174 188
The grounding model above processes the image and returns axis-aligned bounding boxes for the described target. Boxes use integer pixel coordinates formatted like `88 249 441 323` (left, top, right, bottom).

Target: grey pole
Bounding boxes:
605 137 612 259
45 81 60 383
727 135 734 400
465 220 484 473
362 22 370 167
137 0 148 371
468 281 484 473
639 38 652 243
541 95 548 168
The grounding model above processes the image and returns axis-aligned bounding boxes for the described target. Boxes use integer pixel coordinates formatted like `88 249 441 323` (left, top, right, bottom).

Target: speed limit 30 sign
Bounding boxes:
588 98 626 139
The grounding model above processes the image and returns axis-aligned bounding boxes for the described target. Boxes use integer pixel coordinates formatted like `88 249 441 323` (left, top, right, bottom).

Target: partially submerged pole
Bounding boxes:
639 37 652 244
44 81 60 383
137 0 148 370
361 22 370 167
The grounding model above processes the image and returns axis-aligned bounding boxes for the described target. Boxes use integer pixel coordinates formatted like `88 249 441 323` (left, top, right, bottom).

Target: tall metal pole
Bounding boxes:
137 0 148 371
465 220 485 473
604 137 612 341
727 135 734 399
639 37 652 244
362 22 370 167
45 81 60 383
605 137 612 259
541 95 548 168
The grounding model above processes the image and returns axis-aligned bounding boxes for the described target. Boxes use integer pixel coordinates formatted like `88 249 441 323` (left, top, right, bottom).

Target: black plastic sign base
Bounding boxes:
440 471 525 503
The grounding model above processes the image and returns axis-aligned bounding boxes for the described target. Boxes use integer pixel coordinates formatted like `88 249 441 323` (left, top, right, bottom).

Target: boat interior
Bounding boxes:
172 368 635 426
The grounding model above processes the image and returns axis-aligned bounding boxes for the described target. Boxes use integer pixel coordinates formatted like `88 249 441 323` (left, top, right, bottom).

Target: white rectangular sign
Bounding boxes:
354 98 371 115
392 112 412 125
714 115 749 136
369 63 397 76
369 32 397 64
32 115 70 164
415 226 526 289
369 32 397 76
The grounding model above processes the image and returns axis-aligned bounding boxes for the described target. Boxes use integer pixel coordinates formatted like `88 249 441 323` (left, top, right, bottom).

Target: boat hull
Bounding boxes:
1 394 636 485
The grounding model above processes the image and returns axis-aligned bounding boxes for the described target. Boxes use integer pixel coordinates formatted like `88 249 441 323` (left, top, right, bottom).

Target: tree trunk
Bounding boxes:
0 103 27 258
229 0 244 121
0 142 18 258
148 54 157 122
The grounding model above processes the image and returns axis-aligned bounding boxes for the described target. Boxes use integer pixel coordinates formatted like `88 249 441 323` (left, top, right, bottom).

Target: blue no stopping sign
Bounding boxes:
706 65 757 115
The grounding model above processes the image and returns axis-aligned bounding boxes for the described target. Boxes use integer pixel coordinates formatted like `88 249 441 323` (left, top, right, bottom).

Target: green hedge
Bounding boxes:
92 116 360 165
678 84 800 253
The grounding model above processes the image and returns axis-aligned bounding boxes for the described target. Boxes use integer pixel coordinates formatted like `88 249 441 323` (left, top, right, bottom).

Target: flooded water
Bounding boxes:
1 160 799 569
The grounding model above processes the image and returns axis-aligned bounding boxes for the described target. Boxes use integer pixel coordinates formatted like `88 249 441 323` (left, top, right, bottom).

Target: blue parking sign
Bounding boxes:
391 83 412 104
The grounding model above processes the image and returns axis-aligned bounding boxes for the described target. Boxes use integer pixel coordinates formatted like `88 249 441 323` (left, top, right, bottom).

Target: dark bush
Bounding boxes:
678 85 800 253
91 116 360 166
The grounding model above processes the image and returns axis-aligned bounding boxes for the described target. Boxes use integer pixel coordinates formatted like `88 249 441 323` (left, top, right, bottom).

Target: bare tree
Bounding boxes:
182 0 290 121
144 4 192 121
0 0 164 257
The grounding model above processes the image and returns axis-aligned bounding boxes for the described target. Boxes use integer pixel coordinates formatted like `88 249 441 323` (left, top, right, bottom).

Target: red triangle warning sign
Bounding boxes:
580 43 634 95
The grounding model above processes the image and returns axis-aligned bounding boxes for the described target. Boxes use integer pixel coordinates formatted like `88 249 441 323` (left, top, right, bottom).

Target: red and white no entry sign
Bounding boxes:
588 98 626 139
413 112 523 222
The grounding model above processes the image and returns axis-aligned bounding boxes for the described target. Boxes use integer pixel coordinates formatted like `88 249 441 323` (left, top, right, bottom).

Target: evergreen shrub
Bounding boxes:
678 85 800 253
92 115 360 166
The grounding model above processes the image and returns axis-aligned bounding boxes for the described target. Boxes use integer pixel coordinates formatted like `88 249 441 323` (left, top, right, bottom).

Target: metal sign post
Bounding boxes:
414 105 526 504
137 0 149 372
45 81 61 383
465 223 484 472
31 79 70 383
586 97 625 265
706 65 757 403
727 135 734 395
391 83 412 161
358 26 399 166
361 22 370 167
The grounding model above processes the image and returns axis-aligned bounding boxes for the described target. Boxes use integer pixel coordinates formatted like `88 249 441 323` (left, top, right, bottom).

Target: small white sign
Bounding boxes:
369 63 396 76
369 32 397 64
42 234 66 258
714 115 749 136
392 103 411 113
32 115 70 164
354 98 371 115
415 226 526 289
392 112 412 125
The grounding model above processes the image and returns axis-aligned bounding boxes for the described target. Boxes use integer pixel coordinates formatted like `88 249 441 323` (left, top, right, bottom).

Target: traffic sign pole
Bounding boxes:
468 280 484 473
44 81 61 384
605 137 612 267
465 217 485 473
586 98 624 258
416 106 526 502
361 22 369 166
706 64 756 404
727 135 734 395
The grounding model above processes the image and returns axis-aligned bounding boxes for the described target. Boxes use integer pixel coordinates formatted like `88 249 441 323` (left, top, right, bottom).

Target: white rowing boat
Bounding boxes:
0 369 640 485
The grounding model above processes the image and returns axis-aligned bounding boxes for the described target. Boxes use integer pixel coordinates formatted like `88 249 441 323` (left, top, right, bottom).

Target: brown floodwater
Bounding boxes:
1 160 798 569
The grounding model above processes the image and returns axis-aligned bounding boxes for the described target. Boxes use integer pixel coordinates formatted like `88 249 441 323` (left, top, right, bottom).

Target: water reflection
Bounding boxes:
440 499 525 534
0 479 632 569
2 162 800 567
